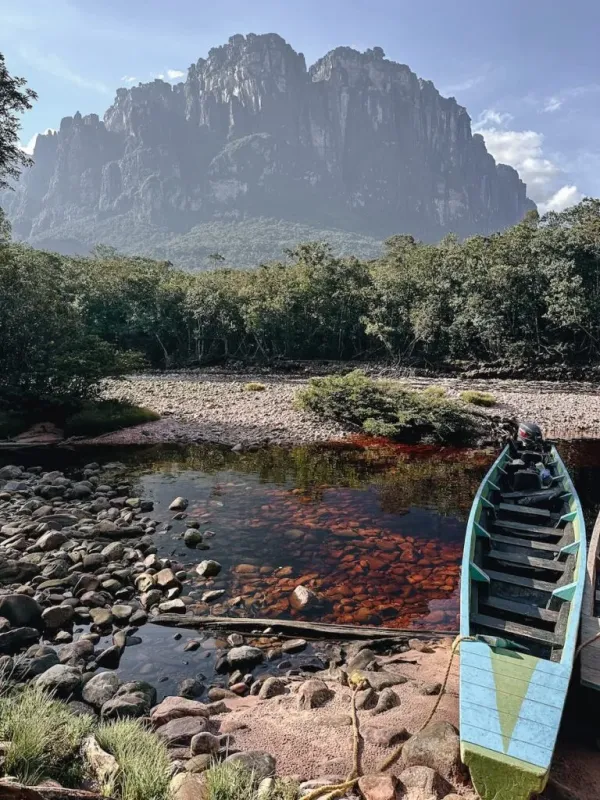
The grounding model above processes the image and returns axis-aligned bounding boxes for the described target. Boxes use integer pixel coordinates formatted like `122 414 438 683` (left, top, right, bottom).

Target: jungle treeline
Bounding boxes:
1 199 600 407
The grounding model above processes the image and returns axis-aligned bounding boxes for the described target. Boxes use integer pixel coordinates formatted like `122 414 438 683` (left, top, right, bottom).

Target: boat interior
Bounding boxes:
471 442 577 661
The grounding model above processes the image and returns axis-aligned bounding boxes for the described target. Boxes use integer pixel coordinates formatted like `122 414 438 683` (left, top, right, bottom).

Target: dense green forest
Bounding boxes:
1 198 600 412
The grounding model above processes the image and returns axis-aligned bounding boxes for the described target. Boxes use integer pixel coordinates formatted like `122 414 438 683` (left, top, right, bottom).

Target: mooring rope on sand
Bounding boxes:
302 635 469 800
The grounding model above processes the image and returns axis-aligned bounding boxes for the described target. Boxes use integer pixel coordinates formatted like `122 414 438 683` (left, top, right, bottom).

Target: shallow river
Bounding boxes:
5 437 600 696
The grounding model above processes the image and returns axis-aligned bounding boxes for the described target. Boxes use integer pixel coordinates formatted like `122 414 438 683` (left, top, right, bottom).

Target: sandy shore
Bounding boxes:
91 370 600 447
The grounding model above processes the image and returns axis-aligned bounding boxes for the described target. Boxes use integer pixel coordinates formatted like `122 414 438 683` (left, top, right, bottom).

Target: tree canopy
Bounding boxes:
0 52 37 190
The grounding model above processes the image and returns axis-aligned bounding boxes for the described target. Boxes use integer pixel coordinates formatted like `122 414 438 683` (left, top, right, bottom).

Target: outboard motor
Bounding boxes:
517 421 544 447
511 421 552 490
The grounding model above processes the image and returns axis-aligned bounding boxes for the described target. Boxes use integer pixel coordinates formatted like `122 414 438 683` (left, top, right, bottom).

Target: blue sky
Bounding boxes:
3 0 600 212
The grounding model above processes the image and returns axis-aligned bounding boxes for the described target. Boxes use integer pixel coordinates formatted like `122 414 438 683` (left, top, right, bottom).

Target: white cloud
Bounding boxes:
19 46 110 94
151 69 186 81
19 128 56 155
476 109 513 127
473 110 580 212
538 185 583 214
543 96 562 113
541 84 600 113
120 75 137 85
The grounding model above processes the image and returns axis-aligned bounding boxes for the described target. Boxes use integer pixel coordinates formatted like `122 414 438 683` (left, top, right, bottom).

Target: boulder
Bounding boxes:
297 679 335 709
184 530 203 547
156 568 181 590
169 497 189 511
101 692 149 719
289 585 319 612
157 715 209 746
190 731 221 755
363 725 409 748
179 678 205 699
35 531 68 551
96 645 122 668
170 772 207 800
258 677 287 699
351 670 408 691
0 626 40 654
358 774 401 800
58 638 95 663
35 664 81 697
196 560 222 578
401 722 461 782
0 594 42 628
398 766 451 798
116 680 157 707
158 599 186 614
151 696 210 726
185 754 213 773
224 751 276 782
41 604 74 629
83 735 119 793
82 671 121 709
372 687 400 715
227 646 263 669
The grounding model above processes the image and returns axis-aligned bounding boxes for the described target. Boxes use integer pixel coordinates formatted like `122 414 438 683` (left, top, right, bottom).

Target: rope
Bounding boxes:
302 635 471 800
575 631 600 659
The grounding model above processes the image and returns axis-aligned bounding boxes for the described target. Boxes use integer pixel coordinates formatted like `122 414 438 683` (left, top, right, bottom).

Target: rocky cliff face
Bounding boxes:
3 34 534 265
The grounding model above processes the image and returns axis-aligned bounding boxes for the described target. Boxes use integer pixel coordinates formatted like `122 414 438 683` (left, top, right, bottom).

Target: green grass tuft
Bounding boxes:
0 684 93 786
205 762 257 800
459 390 497 407
243 382 267 392
96 719 171 800
64 399 159 437
422 385 447 397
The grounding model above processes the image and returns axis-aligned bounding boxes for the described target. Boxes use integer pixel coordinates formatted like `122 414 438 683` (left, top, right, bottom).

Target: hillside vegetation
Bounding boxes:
1 200 600 416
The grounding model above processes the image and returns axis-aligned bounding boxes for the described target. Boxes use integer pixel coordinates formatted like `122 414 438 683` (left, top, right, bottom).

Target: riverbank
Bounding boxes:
89 370 600 447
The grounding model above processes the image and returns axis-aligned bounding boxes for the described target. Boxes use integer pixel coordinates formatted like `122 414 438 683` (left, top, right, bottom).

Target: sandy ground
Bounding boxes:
88 371 600 447
213 640 599 800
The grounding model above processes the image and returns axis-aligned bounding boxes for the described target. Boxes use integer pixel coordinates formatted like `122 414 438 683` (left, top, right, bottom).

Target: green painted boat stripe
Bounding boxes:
470 562 490 582
461 664 567 704
461 651 570 688
559 510 577 523
559 540 579 555
552 581 577 601
474 522 491 539
462 685 563 727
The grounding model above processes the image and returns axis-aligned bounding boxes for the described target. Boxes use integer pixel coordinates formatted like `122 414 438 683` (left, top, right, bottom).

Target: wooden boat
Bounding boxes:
459 438 586 800
580 511 600 689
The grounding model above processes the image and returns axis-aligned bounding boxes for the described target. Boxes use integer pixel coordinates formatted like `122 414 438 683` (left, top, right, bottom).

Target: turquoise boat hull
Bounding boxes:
459 444 585 800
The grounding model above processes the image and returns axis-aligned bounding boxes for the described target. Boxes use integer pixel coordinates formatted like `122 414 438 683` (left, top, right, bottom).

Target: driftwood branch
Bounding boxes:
150 614 457 641
0 782 115 800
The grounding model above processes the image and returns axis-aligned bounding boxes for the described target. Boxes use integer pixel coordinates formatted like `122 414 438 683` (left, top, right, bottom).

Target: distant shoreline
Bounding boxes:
76 369 600 447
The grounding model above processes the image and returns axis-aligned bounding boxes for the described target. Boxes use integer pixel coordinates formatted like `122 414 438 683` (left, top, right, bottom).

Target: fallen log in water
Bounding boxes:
0 782 115 800
150 614 457 640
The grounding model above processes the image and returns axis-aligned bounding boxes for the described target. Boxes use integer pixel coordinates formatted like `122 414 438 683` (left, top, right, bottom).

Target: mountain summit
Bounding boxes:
3 34 534 267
